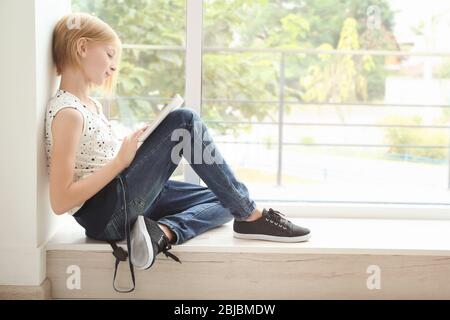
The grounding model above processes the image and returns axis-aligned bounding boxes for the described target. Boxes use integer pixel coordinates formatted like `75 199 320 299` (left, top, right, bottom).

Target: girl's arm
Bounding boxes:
49 108 125 215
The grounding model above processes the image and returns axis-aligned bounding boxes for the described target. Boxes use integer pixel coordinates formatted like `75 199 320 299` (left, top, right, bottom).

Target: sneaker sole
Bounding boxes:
130 215 154 270
233 231 311 243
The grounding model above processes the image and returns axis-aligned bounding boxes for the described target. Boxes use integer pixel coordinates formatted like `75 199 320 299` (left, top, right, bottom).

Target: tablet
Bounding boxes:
138 94 185 145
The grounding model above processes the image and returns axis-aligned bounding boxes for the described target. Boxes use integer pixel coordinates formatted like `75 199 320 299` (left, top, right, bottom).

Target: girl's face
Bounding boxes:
78 39 118 86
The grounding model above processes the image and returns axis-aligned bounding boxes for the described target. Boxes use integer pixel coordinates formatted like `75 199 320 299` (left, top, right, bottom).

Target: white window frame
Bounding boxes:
183 0 202 186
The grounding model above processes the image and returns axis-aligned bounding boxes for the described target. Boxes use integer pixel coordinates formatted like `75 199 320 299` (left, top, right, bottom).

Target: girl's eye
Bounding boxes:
107 53 113 58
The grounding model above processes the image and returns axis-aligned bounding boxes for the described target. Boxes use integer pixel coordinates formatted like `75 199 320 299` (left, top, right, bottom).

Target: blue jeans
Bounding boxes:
73 108 257 245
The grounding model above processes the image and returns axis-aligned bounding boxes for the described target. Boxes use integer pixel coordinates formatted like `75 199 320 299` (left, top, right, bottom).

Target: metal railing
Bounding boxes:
106 45 450 188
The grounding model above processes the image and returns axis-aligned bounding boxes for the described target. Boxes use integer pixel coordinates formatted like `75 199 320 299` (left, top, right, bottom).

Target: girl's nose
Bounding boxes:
110 66 116 72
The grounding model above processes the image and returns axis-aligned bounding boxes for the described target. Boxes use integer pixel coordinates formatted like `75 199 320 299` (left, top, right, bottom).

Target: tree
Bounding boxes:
72 0 396 135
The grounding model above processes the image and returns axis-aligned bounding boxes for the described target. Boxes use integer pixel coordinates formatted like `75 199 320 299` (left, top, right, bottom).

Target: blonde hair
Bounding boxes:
52 12 122 99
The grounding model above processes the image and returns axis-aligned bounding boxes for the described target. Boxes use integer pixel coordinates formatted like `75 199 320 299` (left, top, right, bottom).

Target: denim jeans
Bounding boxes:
73 108 257 245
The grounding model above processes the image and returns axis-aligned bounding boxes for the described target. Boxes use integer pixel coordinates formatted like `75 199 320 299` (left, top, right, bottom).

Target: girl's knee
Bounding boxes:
171 108 198 124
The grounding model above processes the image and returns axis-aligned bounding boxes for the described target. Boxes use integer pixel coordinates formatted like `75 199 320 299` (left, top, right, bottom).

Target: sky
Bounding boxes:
389 0 450 52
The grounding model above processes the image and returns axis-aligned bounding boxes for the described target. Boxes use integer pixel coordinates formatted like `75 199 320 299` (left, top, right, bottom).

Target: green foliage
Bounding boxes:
299 136 315 145
380 114 449 160
300 17 376 107
72 0 186 125
73 0 396 136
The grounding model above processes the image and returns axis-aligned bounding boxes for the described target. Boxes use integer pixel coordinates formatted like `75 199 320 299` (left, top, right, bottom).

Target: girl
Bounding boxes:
46 12 311 291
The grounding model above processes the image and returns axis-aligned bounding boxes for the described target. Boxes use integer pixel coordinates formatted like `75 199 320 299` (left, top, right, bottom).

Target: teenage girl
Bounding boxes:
45 12 311 279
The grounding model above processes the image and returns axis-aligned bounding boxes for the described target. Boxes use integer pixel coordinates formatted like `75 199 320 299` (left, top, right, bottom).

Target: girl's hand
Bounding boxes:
114 125 148 169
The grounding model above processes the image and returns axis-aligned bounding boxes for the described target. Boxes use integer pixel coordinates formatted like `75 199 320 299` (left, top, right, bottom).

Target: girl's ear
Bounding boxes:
76 37 88 58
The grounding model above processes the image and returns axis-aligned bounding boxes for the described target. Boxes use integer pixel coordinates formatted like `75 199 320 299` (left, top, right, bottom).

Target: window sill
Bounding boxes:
46 216 450 256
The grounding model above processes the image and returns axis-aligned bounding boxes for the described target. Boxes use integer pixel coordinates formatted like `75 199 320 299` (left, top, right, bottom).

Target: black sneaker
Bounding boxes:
130 215 181 269
233 208 311 242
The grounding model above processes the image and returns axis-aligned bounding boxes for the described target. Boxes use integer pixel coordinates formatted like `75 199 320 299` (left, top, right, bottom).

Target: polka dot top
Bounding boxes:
45 89 121 215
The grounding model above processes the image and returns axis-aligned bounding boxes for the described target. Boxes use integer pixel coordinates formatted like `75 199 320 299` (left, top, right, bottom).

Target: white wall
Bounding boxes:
0 0 71 286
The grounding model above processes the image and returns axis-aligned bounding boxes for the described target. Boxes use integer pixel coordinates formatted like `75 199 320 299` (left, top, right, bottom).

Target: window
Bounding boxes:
72 0 187 181
202 0 450 207
72 0 450 214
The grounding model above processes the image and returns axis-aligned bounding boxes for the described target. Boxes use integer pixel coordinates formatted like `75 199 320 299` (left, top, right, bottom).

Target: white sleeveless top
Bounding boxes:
45 89 121 215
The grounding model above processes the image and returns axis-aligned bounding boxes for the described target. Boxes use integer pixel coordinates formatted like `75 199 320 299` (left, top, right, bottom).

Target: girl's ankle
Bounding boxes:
158 223 176 243
244 208 263 222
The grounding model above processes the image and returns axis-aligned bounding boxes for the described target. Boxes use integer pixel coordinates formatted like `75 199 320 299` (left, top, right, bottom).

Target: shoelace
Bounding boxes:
108 175 136 293
159 236 182 264
110 176 182 293
265 208 289 229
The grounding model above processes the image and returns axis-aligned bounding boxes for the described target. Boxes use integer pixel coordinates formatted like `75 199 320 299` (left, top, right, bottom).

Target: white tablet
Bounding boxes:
138 94 185 144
